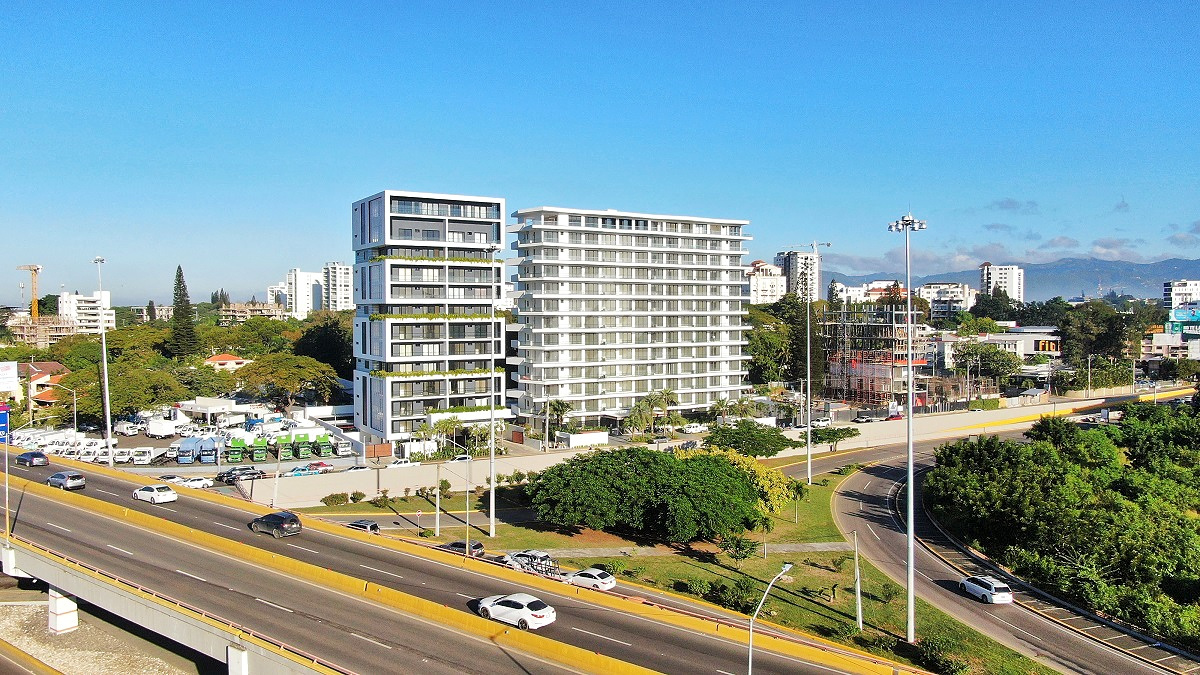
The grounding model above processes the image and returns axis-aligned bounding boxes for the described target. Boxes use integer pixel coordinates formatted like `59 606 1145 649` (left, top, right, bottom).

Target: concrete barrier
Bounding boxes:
0 633 64 675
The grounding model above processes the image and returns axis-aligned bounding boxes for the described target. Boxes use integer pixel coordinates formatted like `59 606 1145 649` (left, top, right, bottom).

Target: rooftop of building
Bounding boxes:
512 205 749 226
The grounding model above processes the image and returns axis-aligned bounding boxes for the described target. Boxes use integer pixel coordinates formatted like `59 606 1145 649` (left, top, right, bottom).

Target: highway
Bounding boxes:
6 461 855 675
776 410 1174 674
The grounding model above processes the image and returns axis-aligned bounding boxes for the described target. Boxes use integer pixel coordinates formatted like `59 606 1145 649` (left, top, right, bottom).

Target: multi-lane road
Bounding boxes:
777 408 1181 675
4 460 861 675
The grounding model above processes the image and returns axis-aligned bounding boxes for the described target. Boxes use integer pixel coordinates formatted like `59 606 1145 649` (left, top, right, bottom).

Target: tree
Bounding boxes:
293 311 354 379
812 426 860 452
166 266 200 358
970 289 1018 322
210 288 231 306
1017 297 1072 327
718 534 760 569
1057 300 1130 363
956 312 1002 336
146 300 157 322
953 341 1023 386
675 445 793 512
642 389 678 432
709 397 731 424
704 419 801 458
746 324 788 383
826 280 843 310
624 402 653 434
37 294 59 317
547 399 574 434
235 353 339 410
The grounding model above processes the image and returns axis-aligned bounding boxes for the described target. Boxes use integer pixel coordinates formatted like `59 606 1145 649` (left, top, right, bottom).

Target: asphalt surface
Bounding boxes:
776 416 1174 675
6 461 857 675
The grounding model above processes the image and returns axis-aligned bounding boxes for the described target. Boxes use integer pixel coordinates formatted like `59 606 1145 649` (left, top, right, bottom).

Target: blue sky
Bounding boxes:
1 2 1196 305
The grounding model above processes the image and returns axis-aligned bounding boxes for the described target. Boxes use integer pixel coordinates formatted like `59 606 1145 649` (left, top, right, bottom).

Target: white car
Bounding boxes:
476 593 556 630
681 423 708 434
157 474 186 484
565 567 616 591
344 465 371 472
133 484 179 504
959 575 1013 604
386 458 421 469
811 417 832 429
178 477 214 489
448 454 471 463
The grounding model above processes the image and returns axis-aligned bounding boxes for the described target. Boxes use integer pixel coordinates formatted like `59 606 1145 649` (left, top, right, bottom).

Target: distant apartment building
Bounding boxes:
745 260 787 304
352 190 508 449
915 282 978 321
774 250 821 302
132 304 174 322
218 301 288 325
1163 279 1200 309
979 262 1024 302
266 282 287 306
322 262 354 311
511 206 750 423
58 291 115 334
831 279 904 305
285 269 324 319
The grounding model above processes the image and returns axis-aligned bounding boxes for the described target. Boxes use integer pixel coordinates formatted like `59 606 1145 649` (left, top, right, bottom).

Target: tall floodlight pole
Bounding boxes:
93 257 114 467
488 243 501 537
888 212 925 644
748 562 793 675
804 242 830 485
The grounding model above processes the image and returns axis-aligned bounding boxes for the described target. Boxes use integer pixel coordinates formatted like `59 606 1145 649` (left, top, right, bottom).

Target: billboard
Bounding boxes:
0 362 17 393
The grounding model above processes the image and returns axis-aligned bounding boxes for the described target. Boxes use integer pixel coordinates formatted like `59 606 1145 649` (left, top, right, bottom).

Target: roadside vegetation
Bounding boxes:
925 405 1200 651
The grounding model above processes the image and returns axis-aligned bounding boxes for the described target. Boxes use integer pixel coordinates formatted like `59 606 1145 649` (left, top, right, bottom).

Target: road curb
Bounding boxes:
0 633 64 675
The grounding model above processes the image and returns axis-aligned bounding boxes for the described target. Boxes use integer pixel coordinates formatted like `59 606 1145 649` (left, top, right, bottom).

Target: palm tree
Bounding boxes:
642 391 665 433
710 397 731 424
433 416 462 457
547 399 574 435
730 397 759 419
645 388 678 433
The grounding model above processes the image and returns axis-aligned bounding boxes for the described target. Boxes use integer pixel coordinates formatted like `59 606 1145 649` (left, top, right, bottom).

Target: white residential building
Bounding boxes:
322 262 354 311
746 260 787 304
831 280 904 305
511 206 750 422
266 283 287 307
915 282 978 321
774 250 821 302
1163 279 1200 309
285 269 324 319
979 262 1024 302
57 291 115 334
132 304 174 322
352 190 508 448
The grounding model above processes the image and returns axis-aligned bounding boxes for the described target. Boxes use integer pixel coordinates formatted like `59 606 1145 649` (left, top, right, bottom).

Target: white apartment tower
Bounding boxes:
773 250 821 302
979 262 1025 303
746 260 787 304
1163 280 1200 309
511 206 750 423
352 190 508 447
285 269 324 319
322 262 354 311
57 291 115 334
916 282 979 321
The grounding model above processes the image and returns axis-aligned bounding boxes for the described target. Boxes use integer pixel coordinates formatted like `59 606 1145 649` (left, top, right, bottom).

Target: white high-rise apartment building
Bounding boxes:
746 260 786 304
285 269 324 319
979 262 1024 302
322 262 354 311
1163 279 1200 309
773 250 821 302
511 206 750 422
266 282 287 306
352 190 507 447
57 291 115 334
916 282 979 321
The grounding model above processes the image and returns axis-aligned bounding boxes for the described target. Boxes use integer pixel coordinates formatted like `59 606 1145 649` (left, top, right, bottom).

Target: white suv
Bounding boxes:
811 417 832 428
959 575 1013 604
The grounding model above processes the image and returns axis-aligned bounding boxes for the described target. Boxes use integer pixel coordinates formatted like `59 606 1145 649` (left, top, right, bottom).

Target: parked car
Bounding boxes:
345 519 380 534
959 575 1013 604
440 540 485 557
216 466 262 483
15 451 49 467
386 458 420 469
565 567 617 591
344 465 371 472
886 414 904 421
681 423 708 434
249 511 302 538
811 417 833 429
851 415 875 423
447 454 471 463
502 550 558 575
476 593 556 630
46 472 85 490
157 474 186 484
133 484 178 504
305 461 335 474
178 476 214 489
282 466 319 477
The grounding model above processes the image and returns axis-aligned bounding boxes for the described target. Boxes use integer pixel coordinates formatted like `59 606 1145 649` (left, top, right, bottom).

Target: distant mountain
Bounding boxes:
825 257 1200 302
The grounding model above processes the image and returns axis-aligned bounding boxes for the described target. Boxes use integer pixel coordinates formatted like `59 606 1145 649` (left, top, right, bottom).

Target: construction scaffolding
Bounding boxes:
822 306 930 408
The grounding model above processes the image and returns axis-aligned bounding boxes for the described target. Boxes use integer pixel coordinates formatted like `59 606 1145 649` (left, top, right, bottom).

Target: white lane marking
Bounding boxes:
717 670 736 675
255 598 293 613
155 506 178 513
286 543 318 554
46 523 71 532
214 522 240 531
455 593 473 599
175 570 207 582
351 633 393 649
866 523 880 540
863 480 871 489
858 500 862 511
360 564 403 579
12 466 29 472
107 545 134 556
570 626 633 646
96 489 120 497
993 615 1043 642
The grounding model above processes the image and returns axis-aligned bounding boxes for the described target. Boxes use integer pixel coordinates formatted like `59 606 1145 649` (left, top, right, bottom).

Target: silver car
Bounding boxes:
47 472 86 491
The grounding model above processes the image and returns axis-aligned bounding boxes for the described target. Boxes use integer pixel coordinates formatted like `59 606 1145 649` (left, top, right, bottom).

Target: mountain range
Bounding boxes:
824 257 1200 302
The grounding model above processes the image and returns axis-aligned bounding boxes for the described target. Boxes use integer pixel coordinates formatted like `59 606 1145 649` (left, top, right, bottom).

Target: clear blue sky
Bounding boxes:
1 2 1196 305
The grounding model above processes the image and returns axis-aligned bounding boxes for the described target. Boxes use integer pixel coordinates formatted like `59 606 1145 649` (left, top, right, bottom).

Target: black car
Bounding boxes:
249 511 302 538
217 466 264 483
15 451 49 467
440 540 485 557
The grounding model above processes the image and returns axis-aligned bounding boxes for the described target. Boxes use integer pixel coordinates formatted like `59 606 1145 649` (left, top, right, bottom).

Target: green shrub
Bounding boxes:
320 492 349 507
626 565 646 578
830 621 858 639
917 634 969 674
603 559 628 575
349 490 366 503
879 583 900 604
686 578 712 597
418 528 434 537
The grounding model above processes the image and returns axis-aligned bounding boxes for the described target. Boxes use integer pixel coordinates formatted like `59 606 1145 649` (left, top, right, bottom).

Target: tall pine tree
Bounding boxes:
146 299 157 322
167 266 200 358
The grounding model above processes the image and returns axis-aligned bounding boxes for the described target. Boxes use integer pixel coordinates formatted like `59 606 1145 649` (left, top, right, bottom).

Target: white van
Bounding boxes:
681 423 708 434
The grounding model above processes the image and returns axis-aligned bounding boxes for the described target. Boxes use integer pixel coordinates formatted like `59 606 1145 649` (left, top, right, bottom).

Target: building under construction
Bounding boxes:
823 306 930 409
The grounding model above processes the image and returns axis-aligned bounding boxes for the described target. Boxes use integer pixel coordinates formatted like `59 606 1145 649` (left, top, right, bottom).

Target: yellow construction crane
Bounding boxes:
17 264 42 320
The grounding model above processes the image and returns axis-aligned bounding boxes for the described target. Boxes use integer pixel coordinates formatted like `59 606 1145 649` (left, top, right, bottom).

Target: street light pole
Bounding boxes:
748 562 793 675
804 242 830 486
93 257 114 467
854 529 863 631
488 243 501 538
1087 353 1095 398
889 212 926 645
